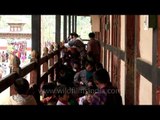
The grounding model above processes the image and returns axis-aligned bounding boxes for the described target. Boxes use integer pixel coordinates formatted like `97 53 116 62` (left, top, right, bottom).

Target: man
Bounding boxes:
87 32 101 63
64 32 86 68
91 69 122 105
6 78 37 105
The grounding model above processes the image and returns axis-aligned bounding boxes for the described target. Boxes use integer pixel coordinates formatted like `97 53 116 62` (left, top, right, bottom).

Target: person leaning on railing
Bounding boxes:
4 78 37 105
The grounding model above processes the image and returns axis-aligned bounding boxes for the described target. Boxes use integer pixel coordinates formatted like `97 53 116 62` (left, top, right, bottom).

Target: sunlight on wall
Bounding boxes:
139 75 152 105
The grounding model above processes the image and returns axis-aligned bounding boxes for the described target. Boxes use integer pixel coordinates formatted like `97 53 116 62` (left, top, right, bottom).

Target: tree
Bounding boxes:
77 16 91 39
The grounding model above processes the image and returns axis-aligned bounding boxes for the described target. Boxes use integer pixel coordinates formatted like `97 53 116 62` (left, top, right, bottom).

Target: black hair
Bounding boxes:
93 69 110 84
72 32 79 38
87 76 97 89
14 78 29 94
53 85 68 98
88 32 95 38
85 60 95 68
95 62 103 70
69 33 74 36
42 83 56 97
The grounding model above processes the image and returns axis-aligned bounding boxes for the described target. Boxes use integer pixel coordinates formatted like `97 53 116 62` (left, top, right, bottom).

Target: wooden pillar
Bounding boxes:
42 47 48 71
156 16 160 104
103 16 107 70
152 15 158 104
157 16 160 67
72 15 75 32
135 15 140 105
68 15 71 34
111 15 121 89
55 15 61 44
32 15 41 55
41 47 49 84
63 15 67 40
125 15 136 105
30 50 38 85
107 15 111 72
74 15 77 32
152 29 158 105
31 15 41 93
30 50 40 101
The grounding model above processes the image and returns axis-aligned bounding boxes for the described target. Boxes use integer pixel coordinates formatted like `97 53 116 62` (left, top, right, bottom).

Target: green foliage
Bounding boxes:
41 15 56 42
77 16 91 39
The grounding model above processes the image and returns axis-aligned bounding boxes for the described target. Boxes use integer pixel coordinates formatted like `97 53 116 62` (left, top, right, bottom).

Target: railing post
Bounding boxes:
30 50 38 85
53 43 59 81
42 47 49 73
10 55 21 96
30 50 40 102
42 47 49 84
49 45 54 82
54 42 59 63
57 43 61 62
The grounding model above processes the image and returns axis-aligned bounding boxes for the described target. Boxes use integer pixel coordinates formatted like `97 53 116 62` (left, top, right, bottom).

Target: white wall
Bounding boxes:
140 15 153 63
120 60 125 105
139 75 152 104
139 15 153 104
120 15 125 51
0 87 10 105
119 15 126 105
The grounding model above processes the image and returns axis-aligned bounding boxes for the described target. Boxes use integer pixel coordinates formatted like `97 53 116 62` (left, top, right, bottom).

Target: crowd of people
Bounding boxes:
0 51 9 79
0 32 122 105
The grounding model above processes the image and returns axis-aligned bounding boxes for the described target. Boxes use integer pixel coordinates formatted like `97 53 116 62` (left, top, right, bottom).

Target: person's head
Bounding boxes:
87 76 97 88
72 60 81 72
14 78 29 94
95 62 103 71
84 86 97 104
68 33 74 40
43 47 48 55
54 85 70 102
85 61 95 72
49 45 54 52
72 32 79 40
85 93 93 104
42 83 56 98
88 32 95 39
93 69 110 89
59 65 67 77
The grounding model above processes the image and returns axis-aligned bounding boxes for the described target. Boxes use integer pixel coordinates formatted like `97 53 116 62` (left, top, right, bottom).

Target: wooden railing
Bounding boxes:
0 45 63 95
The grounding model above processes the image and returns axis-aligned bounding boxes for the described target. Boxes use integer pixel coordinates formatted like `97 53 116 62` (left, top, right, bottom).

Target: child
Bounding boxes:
78 86 97 105
41 82 57 105
54 85 70 105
